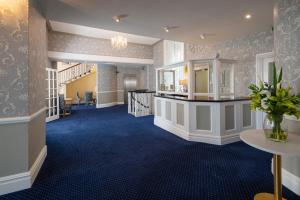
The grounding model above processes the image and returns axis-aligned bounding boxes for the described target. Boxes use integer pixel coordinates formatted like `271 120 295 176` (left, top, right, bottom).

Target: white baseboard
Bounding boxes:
30 146 47 184
97 102 124 108
154 117 240 145
154 117 189 140
0 146 47 196
271 159 300 196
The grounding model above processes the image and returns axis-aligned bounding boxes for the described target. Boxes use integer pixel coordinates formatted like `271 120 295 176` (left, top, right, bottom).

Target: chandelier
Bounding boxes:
111 35 128 49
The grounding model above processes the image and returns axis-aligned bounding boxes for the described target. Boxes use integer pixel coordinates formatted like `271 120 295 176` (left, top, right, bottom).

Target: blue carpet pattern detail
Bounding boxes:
1 105 299 200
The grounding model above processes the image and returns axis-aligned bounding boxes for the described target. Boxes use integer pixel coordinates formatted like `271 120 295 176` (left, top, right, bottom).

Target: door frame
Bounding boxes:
255 52 274 129
46 68 59 122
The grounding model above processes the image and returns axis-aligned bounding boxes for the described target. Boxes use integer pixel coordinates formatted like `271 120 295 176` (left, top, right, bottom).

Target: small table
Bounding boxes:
64 98 73 105
240 130 300 200
64 98 73 116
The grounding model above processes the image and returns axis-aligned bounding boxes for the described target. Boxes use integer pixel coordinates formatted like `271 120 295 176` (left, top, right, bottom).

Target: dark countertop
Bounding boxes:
128 90 156 93
154 94 250 102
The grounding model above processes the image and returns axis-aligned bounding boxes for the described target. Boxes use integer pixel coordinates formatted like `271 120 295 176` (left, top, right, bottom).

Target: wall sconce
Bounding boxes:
184 65 188 78
0 0 27 18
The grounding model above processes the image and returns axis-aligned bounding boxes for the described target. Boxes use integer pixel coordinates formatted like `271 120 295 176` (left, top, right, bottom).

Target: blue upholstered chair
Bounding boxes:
59 95 72 116
84 91 94 105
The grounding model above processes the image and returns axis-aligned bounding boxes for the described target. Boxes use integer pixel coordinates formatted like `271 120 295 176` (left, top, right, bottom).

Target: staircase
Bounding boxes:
58 63 96 86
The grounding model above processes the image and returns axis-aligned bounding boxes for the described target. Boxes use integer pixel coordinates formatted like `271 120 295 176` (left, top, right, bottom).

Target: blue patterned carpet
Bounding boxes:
1 105 299 200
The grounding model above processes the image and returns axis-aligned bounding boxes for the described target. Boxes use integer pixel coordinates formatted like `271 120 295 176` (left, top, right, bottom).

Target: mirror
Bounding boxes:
219 62 234 96
160 70 175 92
158 66 187 93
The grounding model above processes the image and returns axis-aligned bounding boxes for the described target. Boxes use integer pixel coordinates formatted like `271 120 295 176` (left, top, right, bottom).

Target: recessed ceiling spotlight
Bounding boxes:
245 14 252 19
163 26 179 33
199 33 216 40
112 14 128 23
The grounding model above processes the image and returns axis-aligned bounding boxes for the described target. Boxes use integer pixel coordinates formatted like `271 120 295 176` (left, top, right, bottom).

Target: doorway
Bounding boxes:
124 75 137 104
195 69 209 93
46 68 59 122
255 52 274 129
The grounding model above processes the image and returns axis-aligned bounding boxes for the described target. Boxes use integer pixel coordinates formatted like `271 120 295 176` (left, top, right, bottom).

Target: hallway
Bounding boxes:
1 106 298 200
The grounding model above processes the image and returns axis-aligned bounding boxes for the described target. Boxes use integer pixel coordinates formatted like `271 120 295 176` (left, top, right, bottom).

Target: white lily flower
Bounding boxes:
261 100 269 110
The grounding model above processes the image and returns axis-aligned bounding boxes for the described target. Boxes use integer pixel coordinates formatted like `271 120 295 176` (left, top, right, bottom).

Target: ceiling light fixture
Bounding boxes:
111 35 128 49
112 14 128 23
199 33 216 40
163 26 179 33
245 14 252 19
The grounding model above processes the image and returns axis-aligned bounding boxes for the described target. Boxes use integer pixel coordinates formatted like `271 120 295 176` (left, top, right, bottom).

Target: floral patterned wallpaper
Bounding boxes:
0 0 47 118
97 64 118 104
152 31 274 96
274 0 300 93
186 30 274 96
274 0 300 178
48 31 153 59
153 40 164 68
0 0 29 118
28 0 48 115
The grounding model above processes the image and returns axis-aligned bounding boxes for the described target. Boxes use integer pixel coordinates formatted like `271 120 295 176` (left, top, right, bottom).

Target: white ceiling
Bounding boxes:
49 21 161 45
40 0 274 44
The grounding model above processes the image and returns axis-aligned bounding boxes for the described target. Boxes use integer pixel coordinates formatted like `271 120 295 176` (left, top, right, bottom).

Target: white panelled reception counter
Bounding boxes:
154 95 255 145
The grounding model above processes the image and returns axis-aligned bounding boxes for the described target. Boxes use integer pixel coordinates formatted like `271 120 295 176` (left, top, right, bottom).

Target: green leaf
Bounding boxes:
278 67 283 83
273 63 277 92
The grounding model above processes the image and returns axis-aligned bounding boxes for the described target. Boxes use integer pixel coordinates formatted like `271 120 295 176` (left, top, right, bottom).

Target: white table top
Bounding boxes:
240 129 300 156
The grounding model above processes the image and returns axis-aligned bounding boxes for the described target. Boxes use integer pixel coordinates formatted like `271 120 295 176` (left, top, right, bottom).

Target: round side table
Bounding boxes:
240 129 300 200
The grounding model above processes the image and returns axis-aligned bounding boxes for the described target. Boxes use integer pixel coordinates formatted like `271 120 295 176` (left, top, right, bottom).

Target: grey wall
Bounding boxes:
116 66 148 102
97 64 118 105
0 0 29 118
28 0 48 115
186 30 274 96
152 31 274 96
97 64 149 105
0 0 47 179
0 122 28 177
48 31 153 59
148 65 156 91
0 0 47 118
274 0 300 178
153 40 164 68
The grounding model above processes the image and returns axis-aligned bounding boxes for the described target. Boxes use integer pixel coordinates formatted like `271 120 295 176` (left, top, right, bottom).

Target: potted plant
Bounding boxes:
249 64 300 142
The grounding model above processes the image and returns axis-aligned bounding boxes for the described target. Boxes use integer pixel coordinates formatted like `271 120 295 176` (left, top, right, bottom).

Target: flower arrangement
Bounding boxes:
248 64 300 142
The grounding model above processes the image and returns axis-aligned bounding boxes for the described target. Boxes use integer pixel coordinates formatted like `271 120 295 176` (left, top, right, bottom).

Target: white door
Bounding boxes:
255 52 275 129
46 68 59 122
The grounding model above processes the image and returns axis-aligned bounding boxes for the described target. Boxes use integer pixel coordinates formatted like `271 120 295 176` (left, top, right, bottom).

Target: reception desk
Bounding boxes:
154 95 255 145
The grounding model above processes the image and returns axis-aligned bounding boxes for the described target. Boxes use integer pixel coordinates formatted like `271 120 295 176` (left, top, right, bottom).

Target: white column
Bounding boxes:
155 68 159 94
213 59 220 99
187 61 193 99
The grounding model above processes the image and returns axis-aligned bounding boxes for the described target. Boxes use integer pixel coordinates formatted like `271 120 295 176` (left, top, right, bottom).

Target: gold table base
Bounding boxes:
254 155 286 200
254 193 286 200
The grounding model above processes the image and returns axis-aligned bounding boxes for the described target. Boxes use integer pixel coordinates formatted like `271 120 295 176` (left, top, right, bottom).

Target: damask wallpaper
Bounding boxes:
153 40 164 68
97 64 118 104
28 0 48 115
274 0 300 93
186 30 274 96
48 31 153 59
274 0 300 179
0 0 29 118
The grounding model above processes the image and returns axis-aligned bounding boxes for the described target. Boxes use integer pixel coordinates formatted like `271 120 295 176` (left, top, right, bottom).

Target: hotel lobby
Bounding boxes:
0 0 300 200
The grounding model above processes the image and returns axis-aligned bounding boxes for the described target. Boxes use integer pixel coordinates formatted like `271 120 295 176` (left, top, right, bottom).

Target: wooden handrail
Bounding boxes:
59 63 81 73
